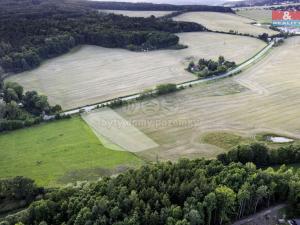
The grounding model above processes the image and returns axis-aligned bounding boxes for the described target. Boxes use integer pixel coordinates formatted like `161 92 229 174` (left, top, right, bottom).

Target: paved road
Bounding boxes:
63 41 274 116
231 204 286 225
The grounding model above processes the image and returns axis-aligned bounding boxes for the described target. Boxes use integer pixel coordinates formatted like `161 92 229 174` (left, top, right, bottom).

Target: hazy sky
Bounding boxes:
91 0 236 6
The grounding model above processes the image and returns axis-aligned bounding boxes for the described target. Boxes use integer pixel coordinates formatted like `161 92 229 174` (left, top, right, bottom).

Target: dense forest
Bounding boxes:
0 80 62 132
87 1 234 13
0 0 208 74
1 156 300 225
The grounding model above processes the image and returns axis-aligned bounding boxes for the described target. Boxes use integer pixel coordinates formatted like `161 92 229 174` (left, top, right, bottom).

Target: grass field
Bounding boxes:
236 9 272 24
0 117 143 186
107 37 300 161
174 12 278 36
99 10 173 17
7 32 266 110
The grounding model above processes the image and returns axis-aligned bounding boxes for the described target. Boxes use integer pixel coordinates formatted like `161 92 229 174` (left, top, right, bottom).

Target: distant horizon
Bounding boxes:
89 0 242 6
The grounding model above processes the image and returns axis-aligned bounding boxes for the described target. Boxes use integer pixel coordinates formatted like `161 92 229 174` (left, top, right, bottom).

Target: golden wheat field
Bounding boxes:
109 37 300 161
7 32 265 110
174 12 278 36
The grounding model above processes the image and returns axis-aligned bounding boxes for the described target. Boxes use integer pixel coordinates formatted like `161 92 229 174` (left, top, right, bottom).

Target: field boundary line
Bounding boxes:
81 108 159 152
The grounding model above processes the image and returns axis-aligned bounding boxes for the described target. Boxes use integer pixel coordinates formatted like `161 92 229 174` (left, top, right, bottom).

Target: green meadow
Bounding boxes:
0 117 143 187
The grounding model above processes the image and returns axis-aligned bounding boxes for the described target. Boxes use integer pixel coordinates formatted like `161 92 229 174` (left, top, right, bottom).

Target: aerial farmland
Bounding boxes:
108 37 300 161
2 1 300 223
174 11 278 36
235 8 273 24
7 32 266 110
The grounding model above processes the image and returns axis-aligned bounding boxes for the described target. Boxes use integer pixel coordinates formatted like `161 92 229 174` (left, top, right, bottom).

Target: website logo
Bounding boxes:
272 10 300 27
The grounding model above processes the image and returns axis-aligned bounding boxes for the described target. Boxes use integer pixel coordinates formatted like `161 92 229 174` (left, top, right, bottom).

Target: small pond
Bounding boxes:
267 136 294 143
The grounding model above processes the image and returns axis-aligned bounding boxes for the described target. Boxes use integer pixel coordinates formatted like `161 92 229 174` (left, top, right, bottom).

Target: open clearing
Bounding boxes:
174 12 278 36
236 9 272 24
0 117 143 186
99 10 173 17
109 37 300 161
7 32 265 110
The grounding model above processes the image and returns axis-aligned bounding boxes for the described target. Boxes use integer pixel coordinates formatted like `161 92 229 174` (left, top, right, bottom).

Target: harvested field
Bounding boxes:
174 12 278 36
99 10 173 17
7 32 266 110
82 108 159 152
236 9 272 24
113 37 300 161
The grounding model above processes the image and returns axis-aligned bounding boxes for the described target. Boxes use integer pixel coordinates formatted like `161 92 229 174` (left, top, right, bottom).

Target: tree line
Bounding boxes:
1 141 300 224
217 142 300 167
1 157 300 225
0 177 44 215
87 1 233 13
0 80 62 132
0 0 205 73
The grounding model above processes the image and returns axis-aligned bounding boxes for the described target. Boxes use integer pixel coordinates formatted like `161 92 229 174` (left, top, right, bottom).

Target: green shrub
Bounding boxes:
156 83 177 95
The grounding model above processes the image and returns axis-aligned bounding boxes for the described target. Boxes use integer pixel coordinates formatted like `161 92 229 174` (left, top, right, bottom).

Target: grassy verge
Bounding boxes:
0 116 143 187
201 132 253 151
201 131 299 151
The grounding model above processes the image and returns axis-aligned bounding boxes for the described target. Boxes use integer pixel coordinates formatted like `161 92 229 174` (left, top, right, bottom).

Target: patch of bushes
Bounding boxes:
258 33 269 43
187 56 236 79
0 80 63 132
211 30 273 43
108 98 124 108
0 118 41 132
0 177 44 214
156 83 178 95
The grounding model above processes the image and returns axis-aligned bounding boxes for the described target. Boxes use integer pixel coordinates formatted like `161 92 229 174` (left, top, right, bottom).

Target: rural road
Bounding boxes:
63 41 274 116
231 204 286 225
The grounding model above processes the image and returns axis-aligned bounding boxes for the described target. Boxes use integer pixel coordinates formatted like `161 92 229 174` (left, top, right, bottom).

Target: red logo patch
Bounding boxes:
272 11 300 20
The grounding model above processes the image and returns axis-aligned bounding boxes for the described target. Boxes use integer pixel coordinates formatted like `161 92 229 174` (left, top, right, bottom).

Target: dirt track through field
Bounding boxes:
7 32 265 110
115 37 300 161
